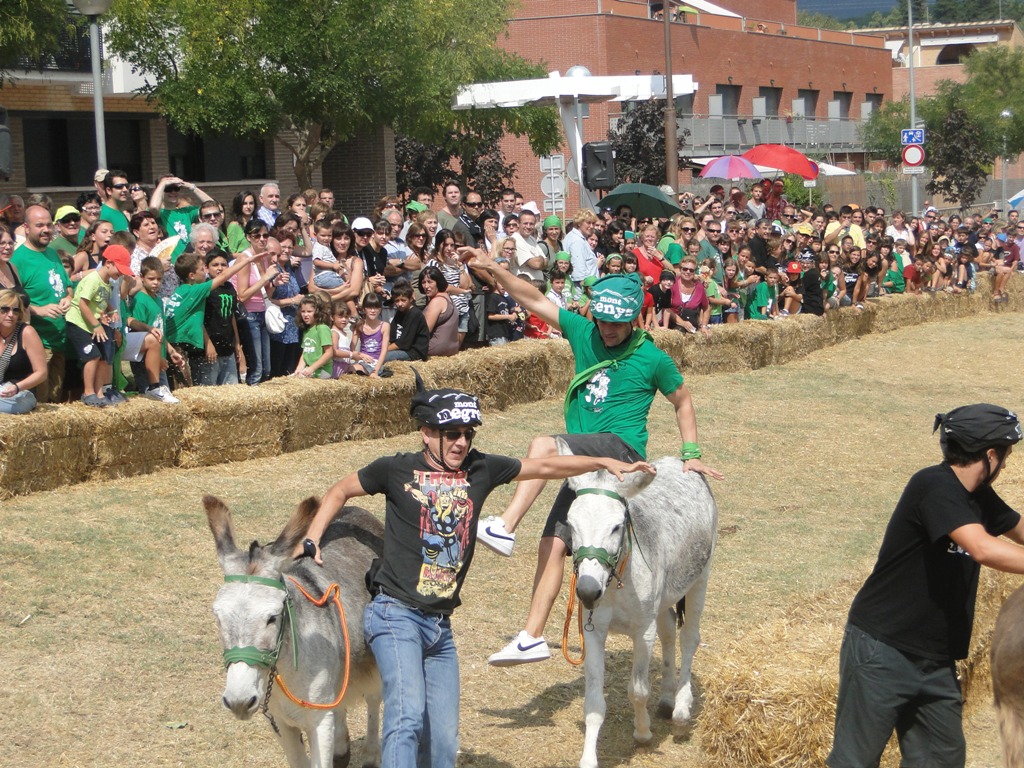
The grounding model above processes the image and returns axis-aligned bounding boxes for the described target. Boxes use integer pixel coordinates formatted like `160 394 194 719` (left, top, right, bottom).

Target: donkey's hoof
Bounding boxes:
333 750 351 768
656 701 675 719
633 728 654 744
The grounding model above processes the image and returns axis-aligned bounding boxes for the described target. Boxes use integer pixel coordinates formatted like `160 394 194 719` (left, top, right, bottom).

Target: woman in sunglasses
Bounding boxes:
234 219 280 384
0 289 46 414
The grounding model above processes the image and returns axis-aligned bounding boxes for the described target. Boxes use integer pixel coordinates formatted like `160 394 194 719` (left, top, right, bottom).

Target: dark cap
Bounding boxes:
933 404 1022 453
410 389 482 428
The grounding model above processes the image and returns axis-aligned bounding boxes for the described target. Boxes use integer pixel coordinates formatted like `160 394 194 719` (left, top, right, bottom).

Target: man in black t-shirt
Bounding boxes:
828 404 1023 768
299 384 653 768
198 251 242 385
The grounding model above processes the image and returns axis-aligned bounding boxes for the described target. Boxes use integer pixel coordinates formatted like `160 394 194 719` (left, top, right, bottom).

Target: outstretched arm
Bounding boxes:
517 455 655 482
460 247 561 331
666 383 724 480
297 472 369 563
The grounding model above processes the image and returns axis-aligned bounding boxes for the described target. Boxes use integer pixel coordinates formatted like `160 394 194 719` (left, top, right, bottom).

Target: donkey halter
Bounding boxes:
220 573 352 719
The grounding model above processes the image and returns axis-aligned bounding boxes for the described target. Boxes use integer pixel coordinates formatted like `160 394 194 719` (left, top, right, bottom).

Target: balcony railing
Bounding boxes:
15 24 96 75
610 113 866 154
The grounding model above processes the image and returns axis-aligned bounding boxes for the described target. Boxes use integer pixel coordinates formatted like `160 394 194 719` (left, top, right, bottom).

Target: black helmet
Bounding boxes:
409 369 481 428
933 404 1022 453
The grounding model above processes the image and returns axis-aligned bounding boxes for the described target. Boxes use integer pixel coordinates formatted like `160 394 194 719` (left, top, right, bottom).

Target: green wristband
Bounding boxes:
680 442 702 461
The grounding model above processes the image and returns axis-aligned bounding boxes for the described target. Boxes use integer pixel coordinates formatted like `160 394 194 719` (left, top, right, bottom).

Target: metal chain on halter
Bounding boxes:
261 663 280 736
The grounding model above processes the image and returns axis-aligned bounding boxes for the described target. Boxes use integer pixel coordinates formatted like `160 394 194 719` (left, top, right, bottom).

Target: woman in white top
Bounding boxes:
885 210 916 252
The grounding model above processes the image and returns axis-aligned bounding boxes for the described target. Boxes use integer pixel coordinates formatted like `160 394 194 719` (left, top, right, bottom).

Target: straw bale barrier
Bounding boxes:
697 568 1021 767
3 274 1020 498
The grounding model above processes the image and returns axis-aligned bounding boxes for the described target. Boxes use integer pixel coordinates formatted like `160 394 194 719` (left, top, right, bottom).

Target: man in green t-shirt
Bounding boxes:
10 204 72 402
150 174 214 244
51 205 82 258
99 170 132 232
462 246 723 666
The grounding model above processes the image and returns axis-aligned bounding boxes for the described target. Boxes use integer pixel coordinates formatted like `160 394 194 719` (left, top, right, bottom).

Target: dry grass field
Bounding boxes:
1 313 1022 767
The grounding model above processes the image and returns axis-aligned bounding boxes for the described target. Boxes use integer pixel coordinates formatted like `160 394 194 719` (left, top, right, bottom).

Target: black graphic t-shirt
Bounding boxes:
204 283 238 356
358 450 521 614
848 463 1019 660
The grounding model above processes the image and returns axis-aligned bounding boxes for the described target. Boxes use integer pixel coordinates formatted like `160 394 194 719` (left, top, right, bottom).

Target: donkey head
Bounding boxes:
204 494 319 719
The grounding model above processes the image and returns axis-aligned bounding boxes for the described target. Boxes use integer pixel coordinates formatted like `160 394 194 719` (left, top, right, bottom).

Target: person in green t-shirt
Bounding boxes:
10 204 73 402
460 245 724 667
165 249 257 386
151 175 214 249
127 256 185 403
293 295 334 378
98 170 132 233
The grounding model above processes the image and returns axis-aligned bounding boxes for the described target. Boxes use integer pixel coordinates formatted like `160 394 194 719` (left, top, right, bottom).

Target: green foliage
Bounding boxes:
0 0 80 78
395 124 521 205
923 85 995 211
959 46 1024 157
607 99 689 185
105 0 558 189
781 174 812 209
795 11 851 30
860 98 911 167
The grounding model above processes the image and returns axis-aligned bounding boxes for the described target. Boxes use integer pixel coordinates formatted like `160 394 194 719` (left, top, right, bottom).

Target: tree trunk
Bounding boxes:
275 121 336 191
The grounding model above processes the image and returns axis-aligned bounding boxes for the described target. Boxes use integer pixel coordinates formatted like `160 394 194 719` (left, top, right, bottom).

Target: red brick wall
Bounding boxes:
321 125 397 218
891 65 967 99
500 14 892 203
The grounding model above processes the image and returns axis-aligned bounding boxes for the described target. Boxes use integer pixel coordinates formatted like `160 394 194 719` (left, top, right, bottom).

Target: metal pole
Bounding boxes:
574 94 585 209
907 0 918 217
89 16 107 169
1003 136 1008 214
663 2 678 190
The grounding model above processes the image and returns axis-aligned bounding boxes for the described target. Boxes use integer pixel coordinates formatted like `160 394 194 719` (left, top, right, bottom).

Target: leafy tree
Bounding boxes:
395 124 520 205
860 98 911 167
607 99 689 185
959 46 1024 157
0 0 80 78
105 0 558 189
922 85 995 211
795 11 851 30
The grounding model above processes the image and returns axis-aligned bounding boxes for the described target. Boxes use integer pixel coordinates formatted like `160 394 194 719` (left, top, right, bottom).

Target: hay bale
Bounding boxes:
679 323 774 374
177 383 286 467
90 399 188 481
872 293 927 335
0 405 97 497
698 571 1014 767
769 313 827 366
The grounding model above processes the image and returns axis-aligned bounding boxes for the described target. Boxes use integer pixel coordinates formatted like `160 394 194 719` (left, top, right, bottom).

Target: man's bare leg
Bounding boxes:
501 435 557 533
523 536 569 638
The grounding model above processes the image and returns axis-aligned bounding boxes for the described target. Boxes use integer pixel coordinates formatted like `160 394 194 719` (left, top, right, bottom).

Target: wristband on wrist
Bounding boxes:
680 441 702 461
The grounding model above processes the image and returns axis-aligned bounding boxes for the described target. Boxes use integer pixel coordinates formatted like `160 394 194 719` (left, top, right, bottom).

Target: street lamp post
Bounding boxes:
907 0 919 217
1001 109 1013 213
73 0 114 171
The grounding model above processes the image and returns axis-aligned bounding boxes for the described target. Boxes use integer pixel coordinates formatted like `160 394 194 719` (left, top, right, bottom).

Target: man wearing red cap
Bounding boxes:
64 244 134 407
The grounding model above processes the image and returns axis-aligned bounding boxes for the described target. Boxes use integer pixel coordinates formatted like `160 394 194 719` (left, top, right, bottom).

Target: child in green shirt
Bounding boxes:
294 295 334 378
165 249 256 386
127 256 185 403
64 244 134 406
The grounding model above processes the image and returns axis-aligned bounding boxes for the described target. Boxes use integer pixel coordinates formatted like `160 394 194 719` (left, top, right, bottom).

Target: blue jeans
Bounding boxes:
364 594 459 768
193 354 239 386
245 312 270 385
0 388 37 414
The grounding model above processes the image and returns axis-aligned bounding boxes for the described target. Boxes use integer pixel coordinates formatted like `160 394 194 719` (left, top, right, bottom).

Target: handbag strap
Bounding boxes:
0 323 21 384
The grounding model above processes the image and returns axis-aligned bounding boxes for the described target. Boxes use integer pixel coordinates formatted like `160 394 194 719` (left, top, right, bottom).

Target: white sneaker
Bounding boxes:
476 516 515 556
144 385 180 404
488 631 551 666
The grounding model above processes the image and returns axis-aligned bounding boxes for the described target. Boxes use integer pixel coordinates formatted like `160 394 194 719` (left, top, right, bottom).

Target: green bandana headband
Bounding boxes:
589 273 644 322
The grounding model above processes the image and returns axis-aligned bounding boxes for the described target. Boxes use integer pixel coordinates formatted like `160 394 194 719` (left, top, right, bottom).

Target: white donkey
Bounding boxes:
205 495 383 768
991 583 1024 767
564 452 717 768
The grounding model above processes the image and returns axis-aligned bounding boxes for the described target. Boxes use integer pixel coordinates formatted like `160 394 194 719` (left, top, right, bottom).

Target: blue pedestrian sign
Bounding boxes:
901 128 925 145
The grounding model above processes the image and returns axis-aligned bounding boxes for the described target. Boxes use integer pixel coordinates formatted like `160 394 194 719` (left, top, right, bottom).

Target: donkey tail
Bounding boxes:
996 700 1024 768
675 597 686 628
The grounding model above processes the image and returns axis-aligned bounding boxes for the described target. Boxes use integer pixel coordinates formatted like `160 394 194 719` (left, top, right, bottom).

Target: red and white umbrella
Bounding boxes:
741 144 819 180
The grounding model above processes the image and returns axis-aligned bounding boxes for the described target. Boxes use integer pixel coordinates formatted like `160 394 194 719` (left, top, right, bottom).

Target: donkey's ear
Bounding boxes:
205 495 238 559
554 436 574 457
270 496 321 557
615 466 657 499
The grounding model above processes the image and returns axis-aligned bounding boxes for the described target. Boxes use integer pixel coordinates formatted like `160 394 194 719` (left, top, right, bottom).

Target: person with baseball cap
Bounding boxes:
300 374 652 768
457 245 722 666
829 404 1023 768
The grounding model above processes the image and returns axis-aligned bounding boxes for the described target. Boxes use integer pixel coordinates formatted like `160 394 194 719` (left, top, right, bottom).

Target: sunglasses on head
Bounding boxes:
439 427 476 441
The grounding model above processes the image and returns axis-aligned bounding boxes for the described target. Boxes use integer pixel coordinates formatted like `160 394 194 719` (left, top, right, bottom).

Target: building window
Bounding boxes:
22 116 142 188
758 87 783 117
797 89 819 118
865 93 883 114
166 127 267 183
675 93 694 116
832 91 853 119
716 84 741 117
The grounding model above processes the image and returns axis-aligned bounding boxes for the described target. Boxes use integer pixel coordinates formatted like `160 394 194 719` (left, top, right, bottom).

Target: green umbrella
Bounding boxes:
597 183 682 219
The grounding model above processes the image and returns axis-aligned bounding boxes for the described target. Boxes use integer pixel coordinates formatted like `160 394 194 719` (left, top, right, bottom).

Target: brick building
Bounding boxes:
499 0 893 209
0 24 396 214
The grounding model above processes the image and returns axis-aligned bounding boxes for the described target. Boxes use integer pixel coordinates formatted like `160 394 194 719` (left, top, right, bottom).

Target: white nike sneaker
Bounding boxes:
144 385 180 404
476 516 516 557
488 631 551 666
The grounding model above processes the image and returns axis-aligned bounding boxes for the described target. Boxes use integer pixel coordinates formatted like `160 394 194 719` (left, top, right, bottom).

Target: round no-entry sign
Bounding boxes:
902 144 925 167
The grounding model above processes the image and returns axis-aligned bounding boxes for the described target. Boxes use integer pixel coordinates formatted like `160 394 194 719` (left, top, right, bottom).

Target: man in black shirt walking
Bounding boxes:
828 404 1023 768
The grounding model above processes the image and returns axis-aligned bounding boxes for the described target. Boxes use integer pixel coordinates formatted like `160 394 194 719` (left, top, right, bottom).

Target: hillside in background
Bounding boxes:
797 0 1019 26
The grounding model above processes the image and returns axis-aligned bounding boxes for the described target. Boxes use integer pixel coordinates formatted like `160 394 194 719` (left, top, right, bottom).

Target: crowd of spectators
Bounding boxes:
0 173 1019 413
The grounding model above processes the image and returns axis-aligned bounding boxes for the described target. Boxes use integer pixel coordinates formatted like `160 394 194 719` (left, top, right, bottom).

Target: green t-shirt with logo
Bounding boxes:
66 269 113 333
99 204 129 232
165 281 213 349
160 206 198 261
558 308 683 459
705 278 723 319
300 324 333 378
130 291 166 356
10 244 71 351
